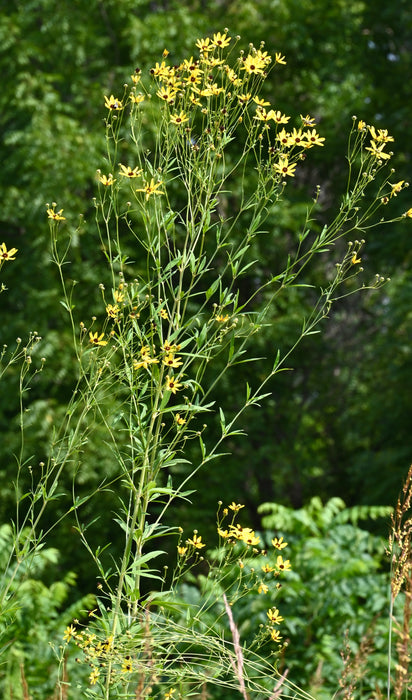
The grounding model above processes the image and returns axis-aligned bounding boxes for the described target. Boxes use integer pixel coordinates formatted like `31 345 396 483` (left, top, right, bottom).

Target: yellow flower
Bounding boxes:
121 657 133 673
300 114 316 127
106 304 120 319
162 339 181 353
261 564 274 573
165 375 182 393
63 624 77 643
228 502 245 512
253 96 271 107
272 110 290 125
136 178 164 200
389 180 405 197
304 129 325 147
175 413 186 425
271 536 288 550
47 207 66 221
217 527 230 538
369 126 394 143
216 314 229 322
404 208 412 218
351 253 361 265
241 53 266 75
276 555 291 571
289 127 304 145
156 86 178 103
164 689 176 700
211 31 231 49
275 52 286 64
170 111 189 125
133 353 159 370
267 607 284 624
104 94 123 110
276 128 292 147
238 93 252 104
160 308 168 319
0 242 18 261
196 37 212 53
186 533 206 549
163 353 183 368
113 289 124 303
270 629 283 643
365 140 391 160
89 332 108 347
119 164 142 178
258 582 269 594
130 93 145 104
177 545 188 556
98 173 115 186
357 119 366 131
89 667 100 685
273 156 297 177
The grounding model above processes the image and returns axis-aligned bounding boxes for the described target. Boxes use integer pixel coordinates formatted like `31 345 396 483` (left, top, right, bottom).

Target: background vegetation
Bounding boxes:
1 0 411 697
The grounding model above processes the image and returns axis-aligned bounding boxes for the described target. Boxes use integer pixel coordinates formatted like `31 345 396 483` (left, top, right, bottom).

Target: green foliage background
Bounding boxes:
1 0 411 695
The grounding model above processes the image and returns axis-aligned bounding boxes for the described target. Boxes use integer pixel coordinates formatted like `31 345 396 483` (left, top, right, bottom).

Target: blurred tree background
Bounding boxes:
1 0 411 692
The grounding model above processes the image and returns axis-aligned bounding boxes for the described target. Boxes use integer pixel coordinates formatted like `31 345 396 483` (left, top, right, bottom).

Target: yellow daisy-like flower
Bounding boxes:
404 208 412 218
304 129 325 147
276 554 292 571
241 53 266 75
165 375 182 394
175 413 186 426
272 110 290 125
369 126 394 143
164 689 176 700
217 527 230 538
89 332 108 347
253 96 271 107
365 140 391 160
271 536 288 550
47 207 66 221
216 314 229 322
162 339 181 353
177 545 188 556
119 164 142 178
211 31 231 49
136 178 164 200
160 308 168 320
106 303 120 319
133 353 159 370
351 253 361 265
104 94 123 110
228 502 245 512
89 668 100 685
258 582 269 594
98 173 116 186
0 242 18 261
261 564 274 573
275 52 286 65
273 156 297 177
63 624 77 643
267 607 284 624
163 353 183 368
121 657 133 674
238 92 252 104
270 629 283 643
170 111 189 125
186 533 206 548
357 119 366 131
156 86 178 103
130 93 145 104
196 37 212 53
300 113 316 127
389 180 405 197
